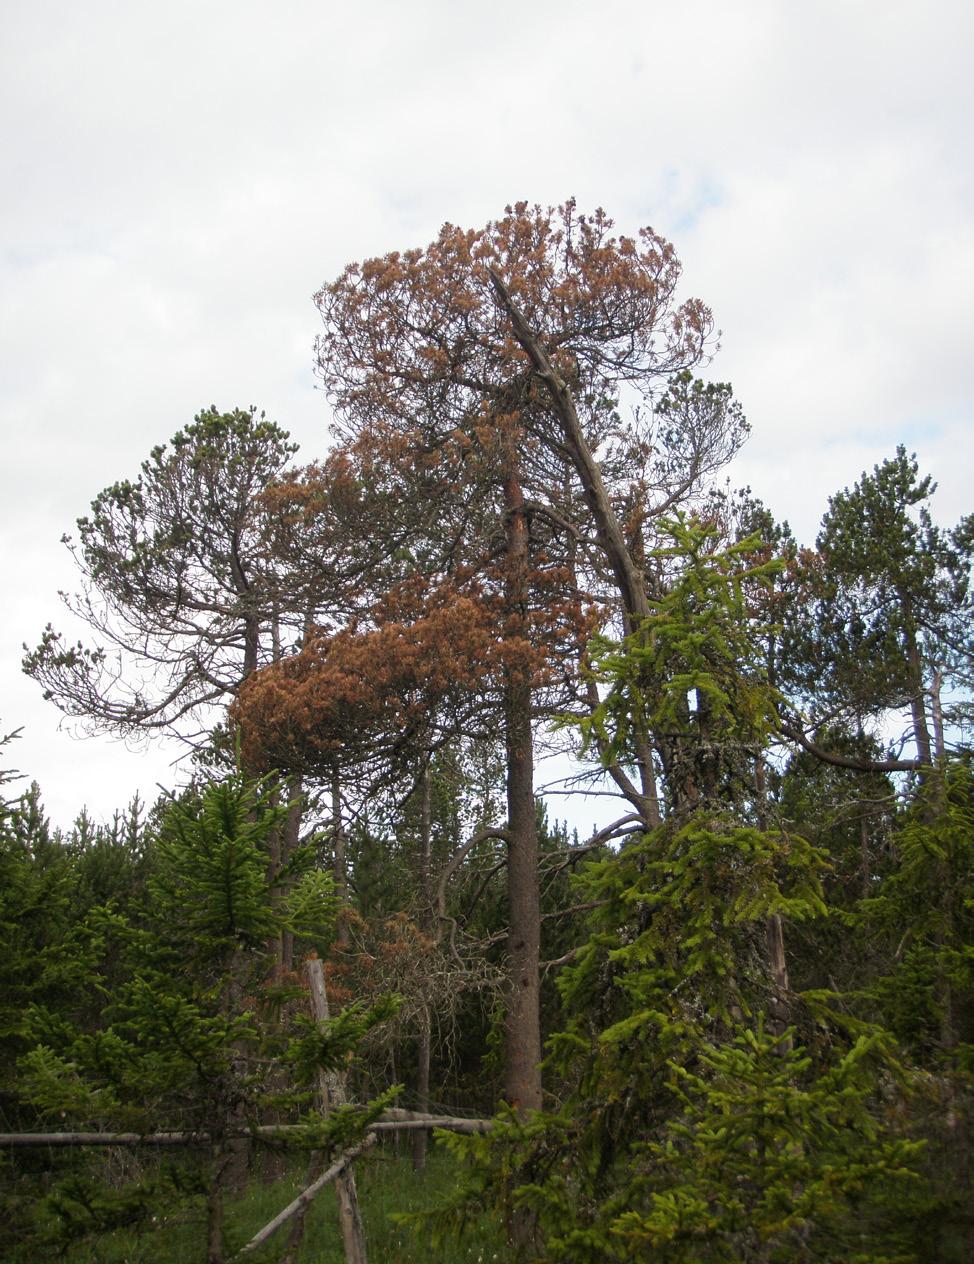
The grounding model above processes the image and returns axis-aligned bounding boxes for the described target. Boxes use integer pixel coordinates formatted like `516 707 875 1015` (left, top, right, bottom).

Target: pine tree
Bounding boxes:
14 774 394 1262
436 522 923 1262
785 447 973 767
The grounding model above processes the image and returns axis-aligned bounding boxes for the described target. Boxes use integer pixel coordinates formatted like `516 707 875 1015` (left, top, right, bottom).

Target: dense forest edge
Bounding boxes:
2 201 972 1262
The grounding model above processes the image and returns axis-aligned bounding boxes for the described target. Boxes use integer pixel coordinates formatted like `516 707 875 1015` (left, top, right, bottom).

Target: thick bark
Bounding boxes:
635 733 663 827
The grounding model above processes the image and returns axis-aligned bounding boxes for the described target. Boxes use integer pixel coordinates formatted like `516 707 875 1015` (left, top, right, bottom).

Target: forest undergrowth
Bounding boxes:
8 1144 502 1264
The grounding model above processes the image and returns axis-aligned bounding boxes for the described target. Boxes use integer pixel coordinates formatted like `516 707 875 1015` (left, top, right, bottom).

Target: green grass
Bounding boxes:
39 1141 504 1263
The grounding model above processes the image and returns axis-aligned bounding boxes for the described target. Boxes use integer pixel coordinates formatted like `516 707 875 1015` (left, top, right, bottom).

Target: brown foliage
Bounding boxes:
312 198 720 646
315 199 712 446
232 570 593 778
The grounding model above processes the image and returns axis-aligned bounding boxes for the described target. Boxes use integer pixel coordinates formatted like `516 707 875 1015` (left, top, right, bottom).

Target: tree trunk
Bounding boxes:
501 462 542 1258
332 766 350 948
413 764 433 1171
755 757 791 1051
412 1021 432 1172
766 914 792 1051
900 594 933 768
502 466 543 1118
930 666 946 761
298 956 369 1264
488 268 649 625
206 1151 226 1264
281 777 302 971
261 775 303 1184
243 613 260 678
221 950 252 1193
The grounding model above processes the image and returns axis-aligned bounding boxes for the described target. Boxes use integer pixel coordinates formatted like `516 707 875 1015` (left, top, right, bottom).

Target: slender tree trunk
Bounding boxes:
488 269 649 625
267 614 302 973
221 951 252 1193
243 613 260 678
860 813 872 900
900 595 933 767
503 696 541 1117
502 465 543 1117
635 734 662 827
502 461 542 1257
332 765 350 948
260 767 303 1181
490 272 664 845
207 1150 226 1264
412 1021 432 1170
289 957 368 1264
281 778 302 971
755 757 791 1050
765 914 792 1050
930 666 946 761
413 764 433 1171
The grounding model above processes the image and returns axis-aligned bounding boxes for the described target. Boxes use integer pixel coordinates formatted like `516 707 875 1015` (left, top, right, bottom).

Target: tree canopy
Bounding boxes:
6 201 973 1263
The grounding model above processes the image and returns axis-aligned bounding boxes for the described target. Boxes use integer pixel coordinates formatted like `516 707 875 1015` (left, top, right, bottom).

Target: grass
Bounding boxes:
37 1139 505 1263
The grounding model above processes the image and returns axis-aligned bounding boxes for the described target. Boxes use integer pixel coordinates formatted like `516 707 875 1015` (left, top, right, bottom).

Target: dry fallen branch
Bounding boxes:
234 1134 377 1258
0 1109 496 1149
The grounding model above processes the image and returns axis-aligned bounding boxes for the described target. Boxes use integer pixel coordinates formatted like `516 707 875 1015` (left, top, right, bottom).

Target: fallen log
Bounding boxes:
0 1110 495 1148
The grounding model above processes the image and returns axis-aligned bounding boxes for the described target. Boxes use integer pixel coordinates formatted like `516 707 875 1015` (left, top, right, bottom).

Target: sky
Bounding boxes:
2 0 972 831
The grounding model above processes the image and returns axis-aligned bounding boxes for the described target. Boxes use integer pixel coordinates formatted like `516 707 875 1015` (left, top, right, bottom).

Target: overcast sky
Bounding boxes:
2 0 971 830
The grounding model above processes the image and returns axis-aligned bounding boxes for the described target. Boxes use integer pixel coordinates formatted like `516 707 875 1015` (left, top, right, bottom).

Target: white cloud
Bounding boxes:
2 0 971 826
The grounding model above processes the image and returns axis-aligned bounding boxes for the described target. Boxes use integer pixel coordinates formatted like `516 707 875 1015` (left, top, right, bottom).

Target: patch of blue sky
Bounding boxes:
650 168 726 237
671 184 725 236
890 417 947 448
812 409 957 452
3 230 120 271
